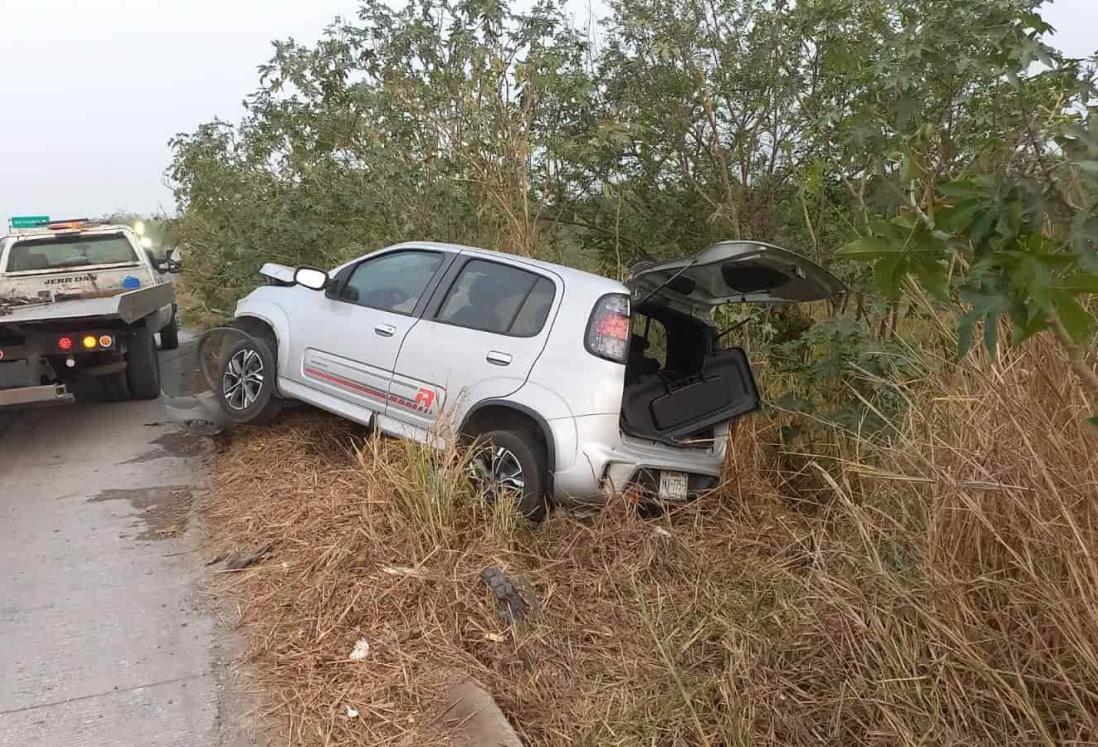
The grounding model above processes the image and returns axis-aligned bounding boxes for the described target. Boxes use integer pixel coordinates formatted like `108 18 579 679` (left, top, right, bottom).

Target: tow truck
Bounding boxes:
0 215 181 408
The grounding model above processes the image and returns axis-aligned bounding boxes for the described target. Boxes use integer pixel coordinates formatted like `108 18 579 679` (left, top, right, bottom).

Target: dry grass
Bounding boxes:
202 336 1098 745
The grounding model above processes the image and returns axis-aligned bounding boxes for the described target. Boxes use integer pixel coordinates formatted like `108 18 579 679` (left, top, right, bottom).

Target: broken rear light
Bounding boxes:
585 293 631 363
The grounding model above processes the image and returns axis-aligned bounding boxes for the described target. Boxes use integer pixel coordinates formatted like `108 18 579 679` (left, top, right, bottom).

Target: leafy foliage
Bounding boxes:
169 0 1097 310
167 0 1098 417
769 318 918 438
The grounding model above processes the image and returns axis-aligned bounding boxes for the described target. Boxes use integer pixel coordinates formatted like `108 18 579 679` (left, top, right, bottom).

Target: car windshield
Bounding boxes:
6 234 139 272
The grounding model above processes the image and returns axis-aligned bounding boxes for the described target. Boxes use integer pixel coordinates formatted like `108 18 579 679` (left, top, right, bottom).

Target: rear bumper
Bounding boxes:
548 413 728 504
0 384 74 409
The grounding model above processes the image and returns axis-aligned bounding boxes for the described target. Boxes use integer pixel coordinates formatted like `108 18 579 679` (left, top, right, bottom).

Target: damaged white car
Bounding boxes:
210 240 843 518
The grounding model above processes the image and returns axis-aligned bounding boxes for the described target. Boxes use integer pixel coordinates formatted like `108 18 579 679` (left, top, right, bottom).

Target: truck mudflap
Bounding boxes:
0 383 74 408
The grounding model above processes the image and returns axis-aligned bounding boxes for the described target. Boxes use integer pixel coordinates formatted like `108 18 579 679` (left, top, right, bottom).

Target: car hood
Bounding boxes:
625 241 845 310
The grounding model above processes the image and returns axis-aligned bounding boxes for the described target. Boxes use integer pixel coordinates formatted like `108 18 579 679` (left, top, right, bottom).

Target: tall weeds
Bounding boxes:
736 336 1098 743
204 337 1098 745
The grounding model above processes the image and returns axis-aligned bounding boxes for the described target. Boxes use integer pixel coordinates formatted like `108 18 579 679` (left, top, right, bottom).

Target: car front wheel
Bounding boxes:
216 336 282 424
469 429 548 521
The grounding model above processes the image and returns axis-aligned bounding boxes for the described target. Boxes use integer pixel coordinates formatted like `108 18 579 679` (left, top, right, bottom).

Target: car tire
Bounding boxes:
159 309 180 351
215 335 282 424
469 428 548 521
126 323 162 400
100 372 131 402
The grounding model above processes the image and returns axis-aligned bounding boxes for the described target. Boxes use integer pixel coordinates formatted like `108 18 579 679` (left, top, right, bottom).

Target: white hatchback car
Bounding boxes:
213 240 843 517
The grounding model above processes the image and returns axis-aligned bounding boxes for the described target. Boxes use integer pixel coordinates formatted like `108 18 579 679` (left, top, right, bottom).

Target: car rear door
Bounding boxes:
286 248 453 414
388 255 561 437
625 240 845 311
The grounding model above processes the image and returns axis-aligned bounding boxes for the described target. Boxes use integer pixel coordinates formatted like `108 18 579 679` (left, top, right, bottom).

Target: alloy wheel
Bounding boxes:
222 348 265 411
470 445 526 501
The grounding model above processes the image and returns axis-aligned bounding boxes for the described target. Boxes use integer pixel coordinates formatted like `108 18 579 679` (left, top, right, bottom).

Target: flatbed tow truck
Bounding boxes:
0 216 181 408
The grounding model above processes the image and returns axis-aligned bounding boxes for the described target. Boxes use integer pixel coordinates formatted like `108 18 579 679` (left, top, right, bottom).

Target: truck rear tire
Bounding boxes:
159 309 180 351
100 372 131 402
126 323 161 400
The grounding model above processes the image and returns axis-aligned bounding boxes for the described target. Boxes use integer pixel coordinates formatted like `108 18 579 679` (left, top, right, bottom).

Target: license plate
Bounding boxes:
658 470 689 501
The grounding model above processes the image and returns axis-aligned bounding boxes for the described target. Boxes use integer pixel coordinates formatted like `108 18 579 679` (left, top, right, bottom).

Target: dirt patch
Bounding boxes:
90 485 194 540
124 430 210 464
198 410 797 745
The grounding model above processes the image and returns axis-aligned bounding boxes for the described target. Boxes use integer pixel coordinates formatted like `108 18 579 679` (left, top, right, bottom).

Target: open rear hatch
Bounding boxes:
622 241 844 444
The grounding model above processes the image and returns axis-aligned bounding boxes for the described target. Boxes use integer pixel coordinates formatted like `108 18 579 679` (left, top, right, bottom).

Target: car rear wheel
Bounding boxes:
216 335 282 424
468 429 548 521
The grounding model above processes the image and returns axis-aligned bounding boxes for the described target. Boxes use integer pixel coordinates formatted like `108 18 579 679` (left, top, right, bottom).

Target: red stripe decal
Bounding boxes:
304 366 433 415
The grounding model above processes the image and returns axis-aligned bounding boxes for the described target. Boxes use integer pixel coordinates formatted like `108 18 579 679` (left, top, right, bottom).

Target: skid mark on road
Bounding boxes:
0 671 208 717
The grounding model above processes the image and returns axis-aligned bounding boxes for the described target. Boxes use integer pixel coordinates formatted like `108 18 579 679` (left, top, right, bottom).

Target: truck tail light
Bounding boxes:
53 333 114 352
585 293 631 363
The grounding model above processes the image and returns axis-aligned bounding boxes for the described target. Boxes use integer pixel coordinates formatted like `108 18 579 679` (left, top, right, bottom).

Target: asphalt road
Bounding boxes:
0 341 246 746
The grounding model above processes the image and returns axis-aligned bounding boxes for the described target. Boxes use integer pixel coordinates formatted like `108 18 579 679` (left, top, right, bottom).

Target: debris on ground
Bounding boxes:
480 566 535 625
179 419 224 437
379 564 428 579
348 637 370 661
434 669 523 747
222 541 274 570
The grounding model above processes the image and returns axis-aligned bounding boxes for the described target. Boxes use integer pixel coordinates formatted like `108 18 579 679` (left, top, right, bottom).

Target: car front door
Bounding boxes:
285 248 451 417
388 255 561 438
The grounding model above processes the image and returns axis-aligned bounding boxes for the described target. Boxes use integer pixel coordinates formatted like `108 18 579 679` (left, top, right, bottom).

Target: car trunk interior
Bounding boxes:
621 302 760 445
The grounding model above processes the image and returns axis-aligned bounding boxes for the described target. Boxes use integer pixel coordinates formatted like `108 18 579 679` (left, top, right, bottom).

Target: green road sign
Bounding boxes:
10 215 50 229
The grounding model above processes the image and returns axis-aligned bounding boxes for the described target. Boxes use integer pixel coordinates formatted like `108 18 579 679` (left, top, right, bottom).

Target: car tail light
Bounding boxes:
82 335 97 350
57 336 73 351
585 293 631 363
99 335 113 348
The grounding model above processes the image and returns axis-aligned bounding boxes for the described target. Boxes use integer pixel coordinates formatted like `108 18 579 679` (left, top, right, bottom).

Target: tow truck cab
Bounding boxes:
0 216 180 406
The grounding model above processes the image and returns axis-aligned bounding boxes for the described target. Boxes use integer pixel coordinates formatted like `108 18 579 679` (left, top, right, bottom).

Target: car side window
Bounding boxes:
508 277 555 336
435 259 556 336
339 250 444 314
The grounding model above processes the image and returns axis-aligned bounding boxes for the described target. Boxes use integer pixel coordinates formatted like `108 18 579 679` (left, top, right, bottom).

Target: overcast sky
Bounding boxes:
1 0 1095 228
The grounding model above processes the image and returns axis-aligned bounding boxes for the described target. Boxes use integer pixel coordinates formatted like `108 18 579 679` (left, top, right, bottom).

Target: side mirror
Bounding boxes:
294 266 329 291
154 257 183 274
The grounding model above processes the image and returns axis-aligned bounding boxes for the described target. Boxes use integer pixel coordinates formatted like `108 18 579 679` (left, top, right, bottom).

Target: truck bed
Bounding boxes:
0 283 173 326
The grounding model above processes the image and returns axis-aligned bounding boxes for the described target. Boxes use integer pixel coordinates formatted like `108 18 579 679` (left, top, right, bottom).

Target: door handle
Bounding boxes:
374 324 396 337
486 351 512 366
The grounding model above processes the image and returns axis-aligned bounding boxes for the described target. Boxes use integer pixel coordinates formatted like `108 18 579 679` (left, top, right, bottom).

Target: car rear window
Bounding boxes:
7 234 138 272
436 260 555 337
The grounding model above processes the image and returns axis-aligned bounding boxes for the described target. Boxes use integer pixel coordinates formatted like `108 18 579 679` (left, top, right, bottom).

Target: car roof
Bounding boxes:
385 240 629 293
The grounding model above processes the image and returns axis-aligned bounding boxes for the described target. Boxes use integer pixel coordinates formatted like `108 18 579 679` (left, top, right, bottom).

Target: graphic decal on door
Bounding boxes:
388 375 447 420
303 349 443 418
413 387 435 412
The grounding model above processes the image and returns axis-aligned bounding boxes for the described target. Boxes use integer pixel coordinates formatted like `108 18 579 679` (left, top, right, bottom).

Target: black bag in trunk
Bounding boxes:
622 347 760 443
